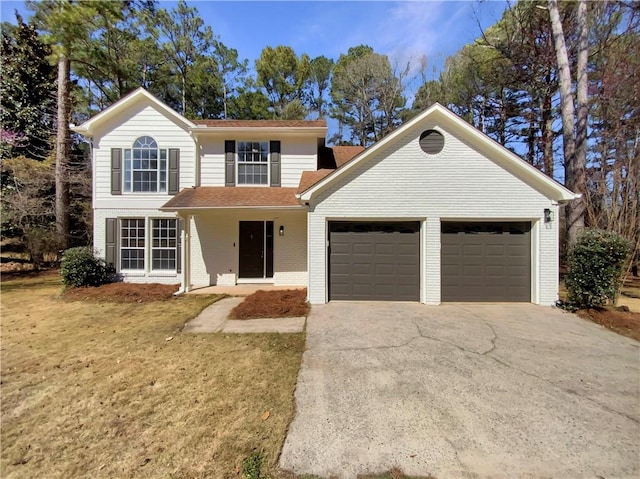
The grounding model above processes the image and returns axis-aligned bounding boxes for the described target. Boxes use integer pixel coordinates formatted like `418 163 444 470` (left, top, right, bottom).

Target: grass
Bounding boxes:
1 274 305 478
229 289 310 320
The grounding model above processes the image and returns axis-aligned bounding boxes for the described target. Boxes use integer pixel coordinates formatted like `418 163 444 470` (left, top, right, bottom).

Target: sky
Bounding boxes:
1 0 508 97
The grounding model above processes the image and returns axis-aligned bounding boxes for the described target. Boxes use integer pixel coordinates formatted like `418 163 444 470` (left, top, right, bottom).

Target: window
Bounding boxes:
152 219 178 270
124 136 167 192
120 219 145 270
237 141 268 185
119 218 179 272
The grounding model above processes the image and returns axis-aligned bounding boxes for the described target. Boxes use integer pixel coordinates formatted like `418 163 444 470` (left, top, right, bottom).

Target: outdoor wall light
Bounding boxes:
279 225 285 236
544 208 554 223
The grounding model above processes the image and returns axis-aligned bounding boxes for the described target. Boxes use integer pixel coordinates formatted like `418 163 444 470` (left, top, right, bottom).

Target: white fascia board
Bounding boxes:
299 103 579 202
189 127 327 137
159 205 305 212
72 88 196 136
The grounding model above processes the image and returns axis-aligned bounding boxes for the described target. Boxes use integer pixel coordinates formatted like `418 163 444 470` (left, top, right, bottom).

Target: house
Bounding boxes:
72 88 578 305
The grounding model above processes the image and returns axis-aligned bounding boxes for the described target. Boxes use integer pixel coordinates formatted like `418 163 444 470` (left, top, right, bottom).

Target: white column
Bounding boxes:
425 217 441 305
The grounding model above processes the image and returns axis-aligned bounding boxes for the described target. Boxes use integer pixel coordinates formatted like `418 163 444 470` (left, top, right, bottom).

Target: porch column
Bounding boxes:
180 213 192 292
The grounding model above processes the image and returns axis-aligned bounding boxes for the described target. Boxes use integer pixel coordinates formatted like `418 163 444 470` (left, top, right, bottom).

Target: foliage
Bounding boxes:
331 45 407 146
242 451 264 479
256 45 310 118
60 246 117 288
0 13 56 160
565 229 631 308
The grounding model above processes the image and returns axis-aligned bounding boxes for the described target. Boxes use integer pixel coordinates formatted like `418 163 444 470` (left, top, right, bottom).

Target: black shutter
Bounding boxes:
105 218 117 267
270 140 281 187
225 140 235 187
176 218 183 274
111 149 122 195
168 149 180 194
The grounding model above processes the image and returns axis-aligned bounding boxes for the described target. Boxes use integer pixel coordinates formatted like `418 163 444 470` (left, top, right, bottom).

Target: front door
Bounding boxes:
239 221 274 278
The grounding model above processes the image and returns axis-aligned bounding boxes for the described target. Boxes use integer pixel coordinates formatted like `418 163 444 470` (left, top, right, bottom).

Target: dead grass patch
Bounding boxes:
576 306 640 341
62 282 179 302
229 289 309 320
1 274 304 478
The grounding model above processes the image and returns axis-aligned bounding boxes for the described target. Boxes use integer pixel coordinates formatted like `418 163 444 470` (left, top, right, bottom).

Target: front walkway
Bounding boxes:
183 296 305 333
280 302 640 479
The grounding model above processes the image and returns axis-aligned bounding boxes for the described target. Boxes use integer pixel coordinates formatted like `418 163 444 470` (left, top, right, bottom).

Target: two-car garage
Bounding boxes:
328 221 531 302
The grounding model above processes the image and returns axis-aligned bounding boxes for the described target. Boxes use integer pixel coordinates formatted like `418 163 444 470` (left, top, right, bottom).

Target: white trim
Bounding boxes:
237 278 275 284
72 88 196 136
298 103 580 203
531 219 541 304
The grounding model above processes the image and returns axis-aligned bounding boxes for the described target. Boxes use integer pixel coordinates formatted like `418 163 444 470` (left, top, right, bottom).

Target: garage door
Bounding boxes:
329 222 420 301
441 222 531 302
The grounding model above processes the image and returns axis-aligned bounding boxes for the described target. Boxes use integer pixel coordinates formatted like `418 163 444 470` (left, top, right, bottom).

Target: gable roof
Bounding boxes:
332 145 365 167
71 88 196 136
297 103 579 203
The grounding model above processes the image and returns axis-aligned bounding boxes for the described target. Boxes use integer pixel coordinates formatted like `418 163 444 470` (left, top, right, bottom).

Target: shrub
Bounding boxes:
565 229 631 308
60 247 116 288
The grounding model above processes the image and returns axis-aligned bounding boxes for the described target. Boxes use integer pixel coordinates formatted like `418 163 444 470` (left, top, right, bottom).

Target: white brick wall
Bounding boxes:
191 209 307 286
307 121 559 305
94 208 181 285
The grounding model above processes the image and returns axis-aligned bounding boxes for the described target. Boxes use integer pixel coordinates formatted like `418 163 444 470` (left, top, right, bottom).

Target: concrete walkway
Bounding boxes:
280 302 640 479
183 297 305 333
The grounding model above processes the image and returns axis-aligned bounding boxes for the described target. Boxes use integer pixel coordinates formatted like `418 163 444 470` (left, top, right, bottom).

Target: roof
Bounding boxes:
192 119 326 128
72 88 327 137
161 187 301 210
297 169 334 194
71 88 196 136
297 103 580 202
332 145 365 167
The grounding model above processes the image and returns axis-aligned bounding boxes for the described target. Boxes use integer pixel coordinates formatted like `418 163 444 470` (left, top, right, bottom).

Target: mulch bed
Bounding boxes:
62 282 180 302
229 289 309 320
576 306 640 341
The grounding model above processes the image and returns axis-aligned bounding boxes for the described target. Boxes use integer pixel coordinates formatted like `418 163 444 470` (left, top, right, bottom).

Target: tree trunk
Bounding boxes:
548 0 581 245
573 0 588 233
541 90 554 177
56 54 71 251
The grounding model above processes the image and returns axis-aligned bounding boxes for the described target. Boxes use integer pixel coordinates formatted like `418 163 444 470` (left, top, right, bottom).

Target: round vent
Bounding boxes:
419 130 444 154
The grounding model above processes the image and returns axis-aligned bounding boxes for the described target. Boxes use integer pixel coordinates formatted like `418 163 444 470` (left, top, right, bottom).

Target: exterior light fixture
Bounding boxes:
544 208 553 223
279 225 285 236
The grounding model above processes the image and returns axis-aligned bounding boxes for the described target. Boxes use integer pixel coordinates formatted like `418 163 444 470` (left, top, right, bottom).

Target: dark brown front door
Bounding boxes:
329 222 420 301
441 222 531 302
239 221 273 278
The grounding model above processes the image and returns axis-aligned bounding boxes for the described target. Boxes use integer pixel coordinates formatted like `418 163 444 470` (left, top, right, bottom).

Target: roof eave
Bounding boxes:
73 88 196 137
160 205 304 212
189 126 327 136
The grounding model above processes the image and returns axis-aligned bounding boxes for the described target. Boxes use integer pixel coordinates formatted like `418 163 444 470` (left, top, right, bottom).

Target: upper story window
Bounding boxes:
124 136 167 192
237 141 268 185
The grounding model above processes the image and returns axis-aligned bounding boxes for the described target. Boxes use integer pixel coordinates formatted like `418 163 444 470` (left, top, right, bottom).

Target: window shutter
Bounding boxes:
105 218 117 267
168 148 180 195
111 149 122 195
270 140 281 187
176 218 183 274
225 140 235 187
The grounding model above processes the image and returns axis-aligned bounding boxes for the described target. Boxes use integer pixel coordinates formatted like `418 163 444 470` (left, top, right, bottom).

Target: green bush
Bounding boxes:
60 247 116 288
565 229 630 308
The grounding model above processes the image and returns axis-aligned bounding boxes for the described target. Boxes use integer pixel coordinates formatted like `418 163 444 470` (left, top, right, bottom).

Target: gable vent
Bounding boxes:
419 130 444 154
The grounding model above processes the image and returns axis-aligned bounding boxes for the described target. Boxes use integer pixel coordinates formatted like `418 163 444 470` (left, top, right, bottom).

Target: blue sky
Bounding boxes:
2 0 507 95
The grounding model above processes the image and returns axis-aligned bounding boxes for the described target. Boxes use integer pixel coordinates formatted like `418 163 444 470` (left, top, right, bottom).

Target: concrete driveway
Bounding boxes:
279 302 640 479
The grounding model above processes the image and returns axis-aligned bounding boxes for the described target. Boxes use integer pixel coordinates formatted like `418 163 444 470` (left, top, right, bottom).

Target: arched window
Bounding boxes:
124 136 167 192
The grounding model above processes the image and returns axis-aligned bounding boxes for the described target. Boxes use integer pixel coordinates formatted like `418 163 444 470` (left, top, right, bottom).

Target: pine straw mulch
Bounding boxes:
576 306 640 341
229 288 309 320
62 282 180 302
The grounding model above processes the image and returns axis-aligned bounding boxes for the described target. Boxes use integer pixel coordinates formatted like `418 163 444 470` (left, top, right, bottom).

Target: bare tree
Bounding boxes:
547 0 587 245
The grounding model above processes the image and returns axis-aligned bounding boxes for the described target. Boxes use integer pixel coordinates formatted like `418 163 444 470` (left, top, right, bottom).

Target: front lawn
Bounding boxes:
1 274 304 478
